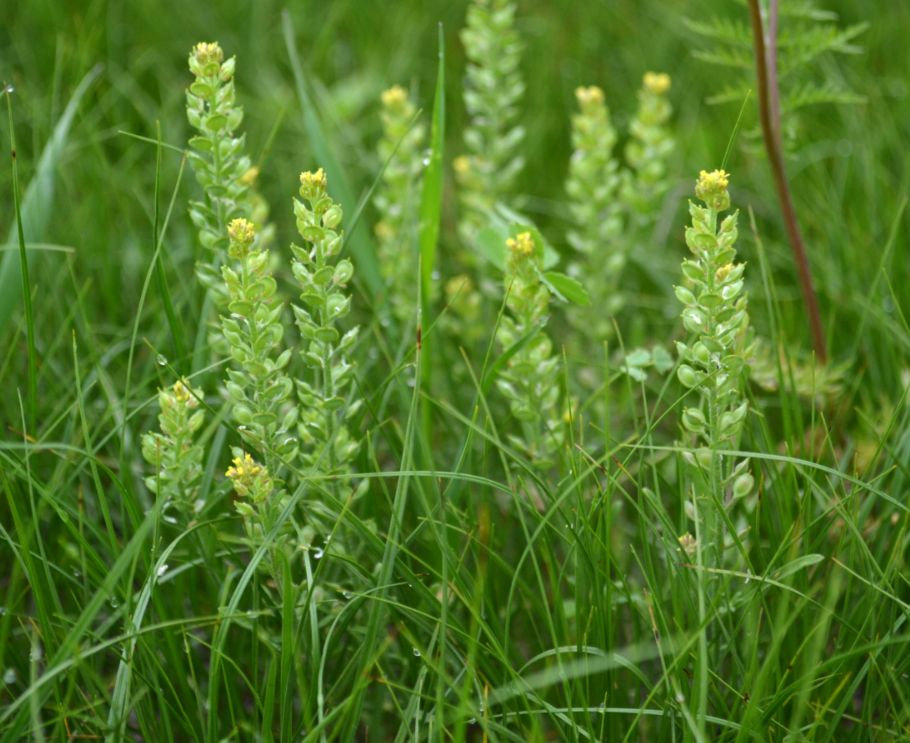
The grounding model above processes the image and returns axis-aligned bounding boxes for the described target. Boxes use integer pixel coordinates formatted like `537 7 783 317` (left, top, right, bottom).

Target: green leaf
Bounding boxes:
0 66 100 333
540 271 590 306
774 554 825 581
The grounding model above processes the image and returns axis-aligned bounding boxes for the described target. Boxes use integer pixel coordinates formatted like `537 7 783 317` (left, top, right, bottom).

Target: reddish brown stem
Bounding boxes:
747 0 828 362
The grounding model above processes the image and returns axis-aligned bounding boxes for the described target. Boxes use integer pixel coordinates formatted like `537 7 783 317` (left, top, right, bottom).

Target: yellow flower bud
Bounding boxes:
575 85 605 113
239 165 260 186
192 42 224 67
172 380 198 407
453 155 471 175
643 71 671 95
381 84 408 110
695 169 731 211
227 218 256 246
300 168 328 200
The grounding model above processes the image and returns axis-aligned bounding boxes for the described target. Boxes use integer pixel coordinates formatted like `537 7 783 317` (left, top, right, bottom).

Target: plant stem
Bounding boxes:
747 0 827 363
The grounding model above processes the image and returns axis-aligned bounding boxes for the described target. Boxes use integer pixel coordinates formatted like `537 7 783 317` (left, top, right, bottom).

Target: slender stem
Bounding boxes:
747 0 828 362
6 89 37 431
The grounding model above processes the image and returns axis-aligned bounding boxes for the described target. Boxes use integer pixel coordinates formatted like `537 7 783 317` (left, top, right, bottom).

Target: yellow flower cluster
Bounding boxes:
299 168 328 200
192 42 223 66
506 231 534 257
643 71 671 95
225 452 262 480
575 85 604 112
380 84 408 110
695 169 731 211
227 217 256 245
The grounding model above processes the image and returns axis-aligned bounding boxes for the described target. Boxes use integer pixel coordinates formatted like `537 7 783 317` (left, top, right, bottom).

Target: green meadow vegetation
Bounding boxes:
2 0 910 740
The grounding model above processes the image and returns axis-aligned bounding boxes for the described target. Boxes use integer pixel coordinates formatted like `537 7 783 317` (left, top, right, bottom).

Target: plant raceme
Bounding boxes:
675 169 754 562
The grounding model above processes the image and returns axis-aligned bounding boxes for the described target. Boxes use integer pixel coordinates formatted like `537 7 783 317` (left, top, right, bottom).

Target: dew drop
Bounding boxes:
156 564 169 578
3 84 14 95
468 717 476 725
163 514 178 525
3 668 16 685
312 547 324 559
412 647 421 657
156 353 168 366
421 156 431 167
342 591 352 600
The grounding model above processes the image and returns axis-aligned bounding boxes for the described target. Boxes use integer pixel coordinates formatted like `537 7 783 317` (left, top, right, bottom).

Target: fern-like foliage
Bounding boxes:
685 1 866 122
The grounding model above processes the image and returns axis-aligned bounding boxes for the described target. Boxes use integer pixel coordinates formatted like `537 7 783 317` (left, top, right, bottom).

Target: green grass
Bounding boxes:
3 1 910 740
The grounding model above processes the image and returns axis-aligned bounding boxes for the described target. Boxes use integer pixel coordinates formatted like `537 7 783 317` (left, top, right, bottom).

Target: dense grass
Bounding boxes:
2 1 910 740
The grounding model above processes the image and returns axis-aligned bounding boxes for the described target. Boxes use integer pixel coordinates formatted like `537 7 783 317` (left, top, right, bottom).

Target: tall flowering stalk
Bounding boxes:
456 0 525 240
141 380 206 518
623 72 675 222
220 218 298 475
565 85 624 335
373 85 425 325
675 170 754 564
185 42 254 353
291 170 361 484
497 231 563 468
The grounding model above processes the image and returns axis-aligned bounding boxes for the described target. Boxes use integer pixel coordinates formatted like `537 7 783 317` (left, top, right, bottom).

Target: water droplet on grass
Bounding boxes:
412 647 421 657
3 668 16 684
313 547 324 559
156 354 168 366
3 85 14 95
156 564 169 577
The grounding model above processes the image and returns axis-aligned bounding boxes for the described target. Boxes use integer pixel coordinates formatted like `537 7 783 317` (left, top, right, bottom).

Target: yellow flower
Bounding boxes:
239 165 260 186
381 84 408 109
227 218 256 246
374 220 394 240
506 231 534 257
225 453 263 480
643 71 671 95
575 85 604 111
695 169 731 210
453 155 471 175
172 380 198 407
300 168 328 200
192 42 224 67
678 532 697 556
